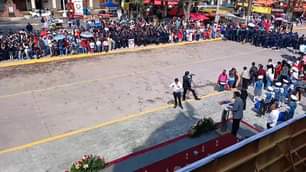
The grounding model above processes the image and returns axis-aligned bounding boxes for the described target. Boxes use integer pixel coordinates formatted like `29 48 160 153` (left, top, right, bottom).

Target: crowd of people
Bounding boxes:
0 17 220 61
217 56 305 132
224 24 305 50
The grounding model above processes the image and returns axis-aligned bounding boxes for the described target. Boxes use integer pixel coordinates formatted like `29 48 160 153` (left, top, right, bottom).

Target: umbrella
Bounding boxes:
248 23 256 27
275 17 288 22
53 34 65 41
80 31 94 38
101 0 119 8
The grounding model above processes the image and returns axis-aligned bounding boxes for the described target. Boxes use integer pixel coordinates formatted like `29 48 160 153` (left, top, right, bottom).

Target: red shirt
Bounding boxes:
177 31 183 40
275 65 282 79
258 68 266 77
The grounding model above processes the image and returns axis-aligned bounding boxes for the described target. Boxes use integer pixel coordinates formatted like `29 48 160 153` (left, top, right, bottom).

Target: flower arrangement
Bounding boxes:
68 154 106 172
188 117 216 137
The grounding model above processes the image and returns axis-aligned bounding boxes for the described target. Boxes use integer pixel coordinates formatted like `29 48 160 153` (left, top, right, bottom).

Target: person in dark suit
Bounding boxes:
182 71 200 101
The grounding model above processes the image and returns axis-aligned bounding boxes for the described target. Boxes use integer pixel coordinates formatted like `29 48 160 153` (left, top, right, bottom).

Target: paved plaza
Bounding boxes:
0 40 305 171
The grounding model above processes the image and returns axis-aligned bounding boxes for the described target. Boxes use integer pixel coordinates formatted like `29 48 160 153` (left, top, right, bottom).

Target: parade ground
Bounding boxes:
0 40 305 171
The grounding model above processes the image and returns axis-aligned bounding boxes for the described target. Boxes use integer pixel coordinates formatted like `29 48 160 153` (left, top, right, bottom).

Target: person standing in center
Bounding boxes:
170 78 183 109
241 66 250 89
182 71 200 101
231 91 244 137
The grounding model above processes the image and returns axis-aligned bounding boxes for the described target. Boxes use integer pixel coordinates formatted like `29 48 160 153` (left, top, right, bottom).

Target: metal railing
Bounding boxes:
177 114 306 172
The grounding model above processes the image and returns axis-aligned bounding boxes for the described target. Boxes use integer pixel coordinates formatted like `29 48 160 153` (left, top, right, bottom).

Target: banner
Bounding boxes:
72 0 83 16
252 6 272 14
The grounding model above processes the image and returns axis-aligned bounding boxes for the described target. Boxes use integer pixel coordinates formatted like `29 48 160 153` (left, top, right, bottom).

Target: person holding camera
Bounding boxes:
182 71 200 101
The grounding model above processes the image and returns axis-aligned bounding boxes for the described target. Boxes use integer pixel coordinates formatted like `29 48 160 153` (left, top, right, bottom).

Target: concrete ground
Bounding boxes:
0 41 296 149
0 40 305 171
0 90 303 172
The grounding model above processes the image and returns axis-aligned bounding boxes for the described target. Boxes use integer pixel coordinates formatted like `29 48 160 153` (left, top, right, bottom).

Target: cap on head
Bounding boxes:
275 82 282 87
267 86 274 91
292 67 298 72
283 79 289 84
290 95 298 101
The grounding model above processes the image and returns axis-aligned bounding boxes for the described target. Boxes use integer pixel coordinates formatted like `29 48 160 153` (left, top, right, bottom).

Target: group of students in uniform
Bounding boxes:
224 25 305 51
217 57 304 130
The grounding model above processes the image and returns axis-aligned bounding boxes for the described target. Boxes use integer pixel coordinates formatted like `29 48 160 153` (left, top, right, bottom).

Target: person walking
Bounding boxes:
231 91 244 137
182 71 200 101
170 78 183 109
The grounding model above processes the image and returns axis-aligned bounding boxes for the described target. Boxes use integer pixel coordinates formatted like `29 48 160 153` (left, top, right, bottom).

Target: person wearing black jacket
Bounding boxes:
182 71 200 101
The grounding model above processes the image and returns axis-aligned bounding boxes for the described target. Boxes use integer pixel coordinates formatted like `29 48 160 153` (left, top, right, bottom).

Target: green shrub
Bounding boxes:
188 117 216 137
68 154 106 172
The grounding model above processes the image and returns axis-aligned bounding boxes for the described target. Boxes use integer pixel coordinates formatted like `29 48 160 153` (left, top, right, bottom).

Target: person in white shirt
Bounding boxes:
89 41 95 53
266 65 275 88
266 102 280 129
169 78 183 109
241 66 250 89
96 39 102 52
103 39 109 52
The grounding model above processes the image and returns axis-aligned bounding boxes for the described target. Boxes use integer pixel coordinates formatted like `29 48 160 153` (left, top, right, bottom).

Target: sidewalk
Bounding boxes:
0 90 304 172
0 38 221 68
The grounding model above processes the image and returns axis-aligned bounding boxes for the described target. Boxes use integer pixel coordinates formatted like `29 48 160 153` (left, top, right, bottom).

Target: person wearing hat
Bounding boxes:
282 79 290 102
254 75 264 99
273 82 283 103
182 71 200 101
287 95 298 119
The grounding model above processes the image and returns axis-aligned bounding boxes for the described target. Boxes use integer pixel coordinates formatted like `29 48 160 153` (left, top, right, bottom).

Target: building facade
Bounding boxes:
1 0 103 11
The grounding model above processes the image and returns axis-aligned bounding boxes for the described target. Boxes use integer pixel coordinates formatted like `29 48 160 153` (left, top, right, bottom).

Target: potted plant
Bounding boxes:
188 117 216 137
67 154 106 172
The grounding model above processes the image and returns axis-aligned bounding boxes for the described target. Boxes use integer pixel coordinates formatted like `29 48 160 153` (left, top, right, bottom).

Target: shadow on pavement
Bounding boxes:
108 102 200 172
281 54 297 62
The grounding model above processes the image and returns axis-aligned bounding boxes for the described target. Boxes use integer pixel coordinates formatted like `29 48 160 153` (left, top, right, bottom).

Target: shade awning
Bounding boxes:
190 13 209 21
168 7 184 16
